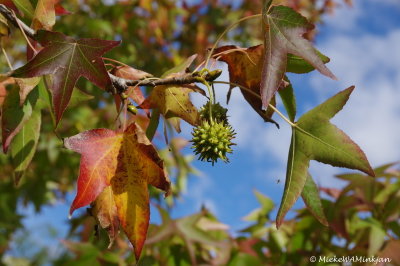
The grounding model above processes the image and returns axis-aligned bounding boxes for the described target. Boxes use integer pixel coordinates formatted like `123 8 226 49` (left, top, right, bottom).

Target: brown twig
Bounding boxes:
0 4 217 95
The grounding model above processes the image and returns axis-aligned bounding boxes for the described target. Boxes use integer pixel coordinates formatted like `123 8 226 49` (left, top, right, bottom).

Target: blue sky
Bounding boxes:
7 0 400 261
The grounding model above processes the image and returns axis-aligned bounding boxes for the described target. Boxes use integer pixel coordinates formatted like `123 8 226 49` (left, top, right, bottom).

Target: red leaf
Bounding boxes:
65 123 170 259
261 5 336 109
12 30 120 124
64 128 120 214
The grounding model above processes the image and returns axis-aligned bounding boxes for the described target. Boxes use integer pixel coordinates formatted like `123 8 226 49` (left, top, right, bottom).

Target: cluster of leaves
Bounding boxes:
5 163 399 265
0 0 381 264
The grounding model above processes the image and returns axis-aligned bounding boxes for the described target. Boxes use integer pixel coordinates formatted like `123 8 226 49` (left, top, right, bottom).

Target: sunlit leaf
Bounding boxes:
277 87 374 227
64 122 170 259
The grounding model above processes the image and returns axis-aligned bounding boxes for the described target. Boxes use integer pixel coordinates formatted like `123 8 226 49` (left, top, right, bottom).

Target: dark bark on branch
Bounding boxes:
0 4 215 94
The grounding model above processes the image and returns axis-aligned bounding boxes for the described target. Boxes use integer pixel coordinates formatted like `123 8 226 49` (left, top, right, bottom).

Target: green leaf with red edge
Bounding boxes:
261 5 336 109
301 173 328 226
276 87 374 228
11 30 120 124
1 85 38 153
64 122 170 260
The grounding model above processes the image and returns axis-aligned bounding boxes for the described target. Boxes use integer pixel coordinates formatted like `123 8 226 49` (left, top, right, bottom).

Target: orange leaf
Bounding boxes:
64 122 170 259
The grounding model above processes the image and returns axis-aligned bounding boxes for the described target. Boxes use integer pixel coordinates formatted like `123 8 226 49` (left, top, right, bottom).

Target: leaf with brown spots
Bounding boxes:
64 122 170 260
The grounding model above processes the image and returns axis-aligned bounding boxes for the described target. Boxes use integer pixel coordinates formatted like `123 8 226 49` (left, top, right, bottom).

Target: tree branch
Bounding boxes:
0 4 217 95
0 4 35 39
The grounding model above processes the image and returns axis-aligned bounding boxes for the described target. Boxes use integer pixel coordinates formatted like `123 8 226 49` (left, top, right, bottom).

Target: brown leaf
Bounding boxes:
213 45 278 126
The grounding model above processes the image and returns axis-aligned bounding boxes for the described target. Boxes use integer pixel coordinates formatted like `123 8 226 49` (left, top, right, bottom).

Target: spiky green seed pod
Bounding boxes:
191 120 236 165
199 101 228 124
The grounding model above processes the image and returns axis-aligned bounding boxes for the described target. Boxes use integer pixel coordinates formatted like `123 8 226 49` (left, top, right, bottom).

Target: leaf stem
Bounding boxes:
212 80 296 127
204 14 262 68
1 44 13 70
102 57 131 67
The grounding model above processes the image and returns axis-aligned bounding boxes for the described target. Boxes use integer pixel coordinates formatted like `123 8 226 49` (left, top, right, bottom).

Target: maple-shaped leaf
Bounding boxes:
64 122 170 259
261 5 336 108
276 86 374 227
11 30 120 124
139 55 204 132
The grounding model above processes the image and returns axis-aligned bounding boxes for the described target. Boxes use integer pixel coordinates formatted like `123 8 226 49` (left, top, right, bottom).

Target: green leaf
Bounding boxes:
37 77 55 124
12 0 35 19
254 190 274 214
176 212 219 245
11 30 120 124
276 87 374 227
278 78 296 121
1 85 38 153
146 108 160 141
261 5 336 108
69 88 94 107
301 173 328 226
10 107 41 185
161 54 197 78
287 51 330 74
228 253 263 266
